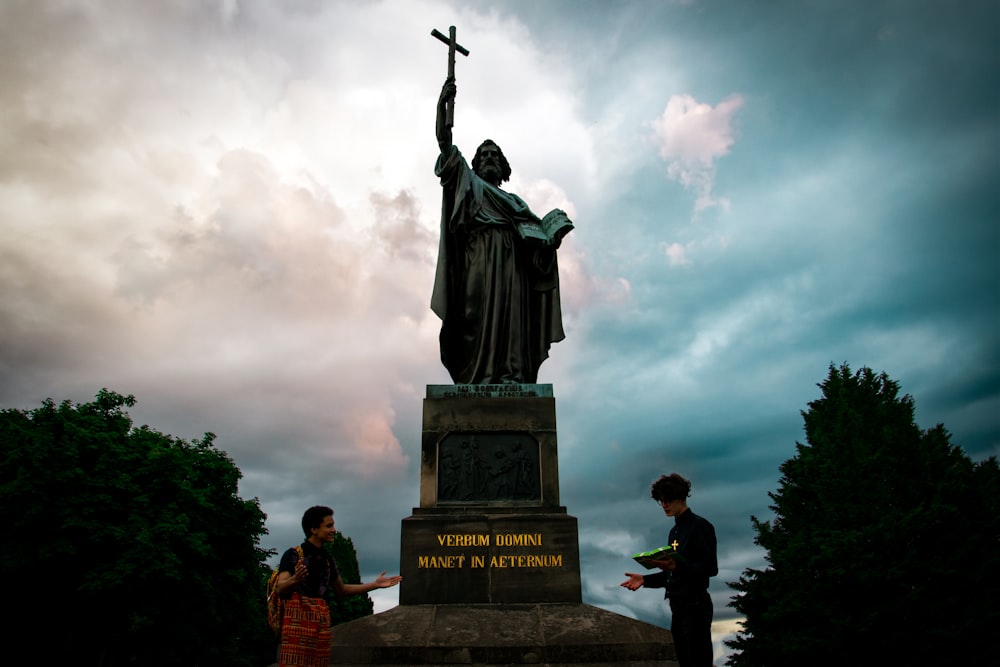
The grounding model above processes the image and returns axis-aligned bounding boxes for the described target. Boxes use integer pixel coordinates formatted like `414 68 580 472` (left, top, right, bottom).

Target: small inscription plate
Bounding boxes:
427 384 553 399
438 432 540 502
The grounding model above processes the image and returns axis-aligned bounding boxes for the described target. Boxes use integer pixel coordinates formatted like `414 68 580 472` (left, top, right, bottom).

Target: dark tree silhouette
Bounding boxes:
726 364 999 666
0 389 274 666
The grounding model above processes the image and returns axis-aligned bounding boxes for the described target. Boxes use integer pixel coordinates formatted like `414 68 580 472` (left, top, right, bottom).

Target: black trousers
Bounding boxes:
669 591 714 667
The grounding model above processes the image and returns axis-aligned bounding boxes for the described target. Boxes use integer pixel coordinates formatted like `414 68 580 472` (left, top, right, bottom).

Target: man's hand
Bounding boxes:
647 557 677 571
620 572 645 591
372 570 403 589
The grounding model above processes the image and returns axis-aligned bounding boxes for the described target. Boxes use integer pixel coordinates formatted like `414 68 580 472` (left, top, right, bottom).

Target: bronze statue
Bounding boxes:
429 26 573 385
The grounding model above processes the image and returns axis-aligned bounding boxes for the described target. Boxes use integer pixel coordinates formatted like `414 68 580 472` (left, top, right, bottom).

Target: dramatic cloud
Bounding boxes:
651 93 745 214
2 2 997 664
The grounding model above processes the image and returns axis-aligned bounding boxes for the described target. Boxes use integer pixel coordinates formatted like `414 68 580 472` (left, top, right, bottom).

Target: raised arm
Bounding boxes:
332 570 402 596
437 77 456 153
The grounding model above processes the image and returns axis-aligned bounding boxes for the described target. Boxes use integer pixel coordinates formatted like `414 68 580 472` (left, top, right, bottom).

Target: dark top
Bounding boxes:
278 540 338 599
643 508 718 600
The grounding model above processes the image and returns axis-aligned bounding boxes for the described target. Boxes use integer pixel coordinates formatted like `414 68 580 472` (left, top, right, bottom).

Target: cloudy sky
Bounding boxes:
2 0 997 662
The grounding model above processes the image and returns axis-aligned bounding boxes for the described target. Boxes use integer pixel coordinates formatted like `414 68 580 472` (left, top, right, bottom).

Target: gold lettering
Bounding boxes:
494 533 544 547
421 553 564 569
417 555 467 568
436 533 490 547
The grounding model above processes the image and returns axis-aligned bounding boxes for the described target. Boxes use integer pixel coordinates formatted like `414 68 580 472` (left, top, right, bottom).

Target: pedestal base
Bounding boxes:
328 603 678 666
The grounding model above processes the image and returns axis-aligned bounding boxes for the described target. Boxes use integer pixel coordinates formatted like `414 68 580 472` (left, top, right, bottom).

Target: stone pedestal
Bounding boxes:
328 604 678 666
398 385 581 605
327 384 677 665
417 384 562 508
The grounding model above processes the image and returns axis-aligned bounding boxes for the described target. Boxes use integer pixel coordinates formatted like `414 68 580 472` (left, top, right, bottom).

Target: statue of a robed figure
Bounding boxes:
330 30 671 662
430 75 574 384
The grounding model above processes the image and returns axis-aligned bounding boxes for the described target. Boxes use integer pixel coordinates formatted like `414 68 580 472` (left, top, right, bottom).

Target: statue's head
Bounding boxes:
472 139 511 184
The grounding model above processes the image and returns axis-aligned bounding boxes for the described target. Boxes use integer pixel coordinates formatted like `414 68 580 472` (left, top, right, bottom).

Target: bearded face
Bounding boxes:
472 140 511 185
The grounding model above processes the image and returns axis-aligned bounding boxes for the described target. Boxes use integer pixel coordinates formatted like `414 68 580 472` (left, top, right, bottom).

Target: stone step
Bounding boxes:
327 603 678 666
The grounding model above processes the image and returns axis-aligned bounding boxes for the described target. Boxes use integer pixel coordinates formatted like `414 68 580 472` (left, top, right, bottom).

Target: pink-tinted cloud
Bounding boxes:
651 93 745 213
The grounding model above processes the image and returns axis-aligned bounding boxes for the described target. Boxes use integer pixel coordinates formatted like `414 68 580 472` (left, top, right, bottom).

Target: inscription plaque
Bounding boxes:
399 512 582 604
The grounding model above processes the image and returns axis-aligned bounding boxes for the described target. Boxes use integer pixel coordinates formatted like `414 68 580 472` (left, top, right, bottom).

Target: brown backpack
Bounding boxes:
265 545 303 635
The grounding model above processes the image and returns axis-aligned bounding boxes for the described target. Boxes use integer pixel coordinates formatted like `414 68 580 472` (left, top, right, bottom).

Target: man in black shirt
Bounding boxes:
621 473 718 667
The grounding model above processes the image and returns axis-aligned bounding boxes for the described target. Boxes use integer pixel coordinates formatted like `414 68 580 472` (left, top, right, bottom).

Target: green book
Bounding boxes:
632 545 679 569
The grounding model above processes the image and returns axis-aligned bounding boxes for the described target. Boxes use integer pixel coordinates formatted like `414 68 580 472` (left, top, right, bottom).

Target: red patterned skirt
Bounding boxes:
277 594 332 667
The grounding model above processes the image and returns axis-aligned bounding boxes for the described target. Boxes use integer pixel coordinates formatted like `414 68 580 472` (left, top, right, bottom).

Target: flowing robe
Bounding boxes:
431 145 565 384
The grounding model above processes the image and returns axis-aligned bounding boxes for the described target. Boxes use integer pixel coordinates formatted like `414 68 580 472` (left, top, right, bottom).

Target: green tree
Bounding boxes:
324 531 375 626
726 364 999 666
0 389 275 666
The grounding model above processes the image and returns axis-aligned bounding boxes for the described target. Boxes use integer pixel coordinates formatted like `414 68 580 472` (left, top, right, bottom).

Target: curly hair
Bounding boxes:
471 139 512 183
650 473 692 503
301 505 333 537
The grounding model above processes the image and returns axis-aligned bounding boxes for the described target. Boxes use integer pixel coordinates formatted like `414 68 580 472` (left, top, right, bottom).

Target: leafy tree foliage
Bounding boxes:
0 389 275 666
324 531 375 626
726 364 999 666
